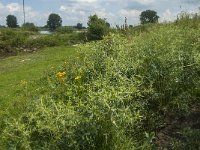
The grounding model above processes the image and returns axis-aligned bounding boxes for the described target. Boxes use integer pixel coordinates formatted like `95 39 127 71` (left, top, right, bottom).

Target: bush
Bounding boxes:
56 26 74 34
0 29 29 53
22 22 39 32
0 29 85 54
87 14 110 41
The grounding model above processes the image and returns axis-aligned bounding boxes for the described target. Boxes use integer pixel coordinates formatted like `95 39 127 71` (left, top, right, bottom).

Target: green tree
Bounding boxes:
22 22 38 32
47 13 62 31
140 10 159 24
87 14 110 41
6 15 18 28
76 23 83 29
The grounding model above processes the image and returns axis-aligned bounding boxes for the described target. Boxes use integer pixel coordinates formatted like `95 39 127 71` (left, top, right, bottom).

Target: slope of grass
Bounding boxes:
2 23 200 149
0 46 77 109
2 14 200 149
0 46 77 149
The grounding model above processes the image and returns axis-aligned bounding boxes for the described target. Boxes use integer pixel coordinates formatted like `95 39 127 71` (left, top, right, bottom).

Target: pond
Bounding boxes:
39 31 53 34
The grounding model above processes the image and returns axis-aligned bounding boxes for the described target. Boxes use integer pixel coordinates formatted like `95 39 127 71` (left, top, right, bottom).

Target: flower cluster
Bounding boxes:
56 72 66 83
56 72 66 77
75 75 81 80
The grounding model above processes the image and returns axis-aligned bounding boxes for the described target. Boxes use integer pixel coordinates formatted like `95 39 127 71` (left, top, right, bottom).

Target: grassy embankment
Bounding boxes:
0 46 78 149
1 12 200 149
0 46 77 106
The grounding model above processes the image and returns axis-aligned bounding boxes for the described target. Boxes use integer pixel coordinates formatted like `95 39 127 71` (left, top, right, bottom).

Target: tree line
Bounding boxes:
4 10 159 40
4 10 159 29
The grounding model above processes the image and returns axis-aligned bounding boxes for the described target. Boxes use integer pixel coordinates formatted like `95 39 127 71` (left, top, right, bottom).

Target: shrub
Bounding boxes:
87 14 110 41
2 34 152 149
0 29 28 53
22 22 39 32
0 29 85 54
56 26 74 34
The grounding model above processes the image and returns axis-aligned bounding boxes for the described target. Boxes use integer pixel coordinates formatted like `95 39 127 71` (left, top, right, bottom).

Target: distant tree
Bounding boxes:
22 22 38 31
129 25 134 28
22 22 35 28
47 13 62 31
76 23 83 29
0 25 6 28
140 10 159 24
87 14 110 41
43 25 48 28
6 15 18 28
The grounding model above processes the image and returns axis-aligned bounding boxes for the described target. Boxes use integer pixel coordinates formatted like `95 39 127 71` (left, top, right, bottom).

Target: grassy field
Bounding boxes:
0 46 77 110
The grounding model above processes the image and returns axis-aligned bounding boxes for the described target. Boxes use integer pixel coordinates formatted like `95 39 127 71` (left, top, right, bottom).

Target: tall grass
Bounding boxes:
2 21 200 149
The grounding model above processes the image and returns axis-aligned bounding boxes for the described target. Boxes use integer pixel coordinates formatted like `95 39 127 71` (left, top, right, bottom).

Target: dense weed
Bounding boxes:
2 22 200 149
0 29 85 54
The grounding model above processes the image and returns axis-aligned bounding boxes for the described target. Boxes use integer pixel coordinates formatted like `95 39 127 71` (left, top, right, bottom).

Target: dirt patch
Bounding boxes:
155 108 200 149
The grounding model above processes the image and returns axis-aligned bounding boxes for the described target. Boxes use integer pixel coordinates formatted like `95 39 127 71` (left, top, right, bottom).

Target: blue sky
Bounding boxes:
0 0 199 27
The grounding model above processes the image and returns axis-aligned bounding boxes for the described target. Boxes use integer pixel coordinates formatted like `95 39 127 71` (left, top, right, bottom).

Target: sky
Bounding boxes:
0 0 199 27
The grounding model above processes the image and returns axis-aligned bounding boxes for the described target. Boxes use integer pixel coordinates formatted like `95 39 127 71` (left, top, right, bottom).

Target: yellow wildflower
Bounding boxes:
56 72 66 77
21 80 27 84
75 75 81 80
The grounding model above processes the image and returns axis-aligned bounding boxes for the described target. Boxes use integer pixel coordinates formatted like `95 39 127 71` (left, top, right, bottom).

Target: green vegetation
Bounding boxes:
56 26 74 34
0 46 76 105
1 14 200 149
140 10 159 24
22 22 39 32
87 14 110 41
0 46 77 148
0 46 77 105
6 15 18 28
0 28 85 55
1 10 200 150
47 13 62 31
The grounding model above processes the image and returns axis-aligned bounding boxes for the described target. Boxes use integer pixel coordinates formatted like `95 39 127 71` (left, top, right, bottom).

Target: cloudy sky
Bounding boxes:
0 0 199 27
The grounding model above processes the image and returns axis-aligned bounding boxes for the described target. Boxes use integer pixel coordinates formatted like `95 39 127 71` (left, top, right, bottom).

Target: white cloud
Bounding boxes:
0 2 5 9
94 8 114 18
6 3 21 13
131 0 155 5
73 0 97 3
119 9 141 18
0 2 49 26
160 9 177 22
59 5 88 25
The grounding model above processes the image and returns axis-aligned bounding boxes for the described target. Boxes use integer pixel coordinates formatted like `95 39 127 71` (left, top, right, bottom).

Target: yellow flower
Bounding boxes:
56 72 66 77
75 75 81 80
20 80 27 85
